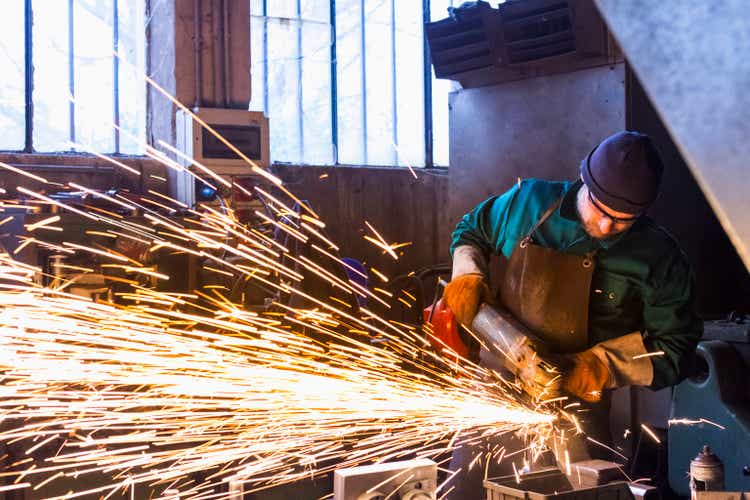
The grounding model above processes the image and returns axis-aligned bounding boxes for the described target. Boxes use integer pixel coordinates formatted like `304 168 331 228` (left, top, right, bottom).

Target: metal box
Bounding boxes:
333 458 437 500
485 467 632 500
175 107 269 175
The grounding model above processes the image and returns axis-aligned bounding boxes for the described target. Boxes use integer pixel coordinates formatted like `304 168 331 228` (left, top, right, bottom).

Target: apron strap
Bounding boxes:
520 197 564 247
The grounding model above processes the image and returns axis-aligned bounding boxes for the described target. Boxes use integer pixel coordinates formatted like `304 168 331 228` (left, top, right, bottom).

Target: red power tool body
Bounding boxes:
423 298 470 360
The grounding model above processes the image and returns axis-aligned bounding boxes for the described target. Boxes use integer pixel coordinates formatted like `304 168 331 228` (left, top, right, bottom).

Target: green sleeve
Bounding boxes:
450 184 521 259
642 252 703 389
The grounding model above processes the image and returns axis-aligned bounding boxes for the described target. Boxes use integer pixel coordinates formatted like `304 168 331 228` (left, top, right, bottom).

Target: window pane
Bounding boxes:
430 0 453 166
117 0 146 154
301 21 333 165
395 1 424 167
250 0 264 16
301 0 330 24
335 0 364 165
432 72 450 166
74 0 115 153
252 0 439 167
33 0 72 152
267 18 301 163
364 1 394 166
249 15 266 113
267 0 297 19
0 1 26 151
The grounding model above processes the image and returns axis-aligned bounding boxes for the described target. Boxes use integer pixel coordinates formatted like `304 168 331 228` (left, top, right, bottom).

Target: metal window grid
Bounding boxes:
255 1 442 168
20 0 131 154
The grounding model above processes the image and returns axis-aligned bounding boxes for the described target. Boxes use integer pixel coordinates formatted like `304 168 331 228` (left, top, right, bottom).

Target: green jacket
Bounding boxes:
451 178 702 389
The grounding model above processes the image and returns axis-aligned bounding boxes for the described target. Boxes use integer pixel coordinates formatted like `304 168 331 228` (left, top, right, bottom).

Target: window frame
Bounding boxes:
253 0 446 169
3 0 146 158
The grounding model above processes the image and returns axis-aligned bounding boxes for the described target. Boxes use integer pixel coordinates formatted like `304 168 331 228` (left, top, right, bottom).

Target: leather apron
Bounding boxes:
499 197 597 354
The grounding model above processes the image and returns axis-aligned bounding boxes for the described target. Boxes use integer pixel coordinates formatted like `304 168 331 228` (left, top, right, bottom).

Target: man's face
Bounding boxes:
576 183 638 240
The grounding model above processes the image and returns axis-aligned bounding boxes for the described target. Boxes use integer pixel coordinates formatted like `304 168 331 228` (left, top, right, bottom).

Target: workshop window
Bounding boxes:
0 0 147 155
250 0 454 168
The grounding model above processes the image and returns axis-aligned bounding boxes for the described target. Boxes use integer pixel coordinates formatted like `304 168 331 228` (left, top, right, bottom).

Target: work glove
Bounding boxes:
560 349 610 403
560 332 655 403
443 273 493 326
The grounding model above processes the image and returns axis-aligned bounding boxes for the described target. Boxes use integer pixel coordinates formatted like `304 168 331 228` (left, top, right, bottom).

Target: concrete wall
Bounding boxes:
448 64 626 227
146 0 177 149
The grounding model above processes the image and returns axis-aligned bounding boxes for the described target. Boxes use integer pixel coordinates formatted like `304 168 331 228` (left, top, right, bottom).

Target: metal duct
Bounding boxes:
593 0 750 272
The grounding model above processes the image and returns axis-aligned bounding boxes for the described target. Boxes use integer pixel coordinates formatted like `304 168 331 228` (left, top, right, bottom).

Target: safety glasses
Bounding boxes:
587 189 640 224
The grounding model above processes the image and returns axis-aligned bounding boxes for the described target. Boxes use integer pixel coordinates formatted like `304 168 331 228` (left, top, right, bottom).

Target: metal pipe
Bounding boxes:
330 0 338 164
24 0 33 152
471 304 560 399
471 304 533 359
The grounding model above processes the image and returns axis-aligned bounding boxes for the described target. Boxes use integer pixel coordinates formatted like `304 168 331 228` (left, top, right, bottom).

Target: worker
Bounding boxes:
444 131 702 498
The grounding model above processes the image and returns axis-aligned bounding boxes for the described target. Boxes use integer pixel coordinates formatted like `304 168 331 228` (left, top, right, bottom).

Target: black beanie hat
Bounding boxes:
580 131 664 215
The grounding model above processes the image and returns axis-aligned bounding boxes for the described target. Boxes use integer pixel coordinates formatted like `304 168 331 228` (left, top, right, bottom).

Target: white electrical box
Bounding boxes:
175 107 269 174
174 107 269 207
334 458 437 500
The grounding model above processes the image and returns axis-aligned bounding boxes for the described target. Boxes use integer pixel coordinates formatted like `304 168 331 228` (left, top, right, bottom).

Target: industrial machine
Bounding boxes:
668 318 750 495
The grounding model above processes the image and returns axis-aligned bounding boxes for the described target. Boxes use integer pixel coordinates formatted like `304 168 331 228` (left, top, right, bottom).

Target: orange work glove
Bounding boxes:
561 350 610 403
443 273 493 326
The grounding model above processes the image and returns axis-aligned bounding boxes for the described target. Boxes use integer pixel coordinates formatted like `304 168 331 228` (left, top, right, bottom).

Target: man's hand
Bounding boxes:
443 273 493 326
514 339 561 400
561 349 610 403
